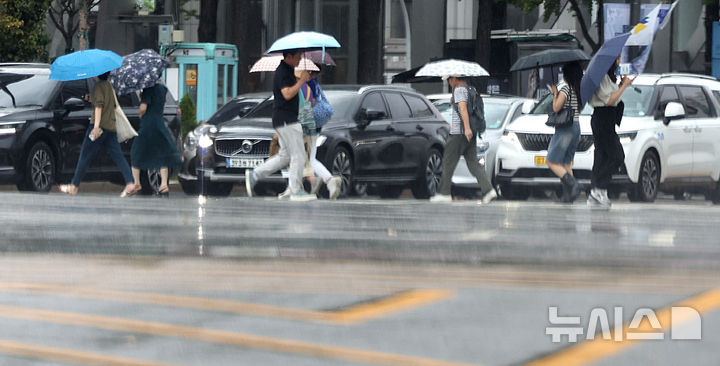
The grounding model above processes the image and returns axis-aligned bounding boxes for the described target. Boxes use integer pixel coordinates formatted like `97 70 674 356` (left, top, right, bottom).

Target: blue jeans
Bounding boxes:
547 121 581 165
71 127 134 186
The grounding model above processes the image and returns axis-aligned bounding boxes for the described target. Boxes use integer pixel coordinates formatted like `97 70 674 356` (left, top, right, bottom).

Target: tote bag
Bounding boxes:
112 88 138 143
312 86 334 128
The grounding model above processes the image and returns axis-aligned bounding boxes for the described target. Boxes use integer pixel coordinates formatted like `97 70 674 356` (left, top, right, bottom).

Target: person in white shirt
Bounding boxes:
587 56 634 208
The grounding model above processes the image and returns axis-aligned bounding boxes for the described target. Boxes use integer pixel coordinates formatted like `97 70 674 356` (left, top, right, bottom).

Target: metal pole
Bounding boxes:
398 0 411 70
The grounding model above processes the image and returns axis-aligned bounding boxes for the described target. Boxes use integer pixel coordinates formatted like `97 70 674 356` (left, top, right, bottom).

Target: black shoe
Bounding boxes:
561 173 581 203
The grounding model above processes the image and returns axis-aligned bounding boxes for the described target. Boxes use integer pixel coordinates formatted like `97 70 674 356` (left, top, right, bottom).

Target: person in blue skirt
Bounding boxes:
129 83 181 196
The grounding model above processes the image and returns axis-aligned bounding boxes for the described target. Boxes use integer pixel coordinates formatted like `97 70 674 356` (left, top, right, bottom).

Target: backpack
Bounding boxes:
452 86 485 136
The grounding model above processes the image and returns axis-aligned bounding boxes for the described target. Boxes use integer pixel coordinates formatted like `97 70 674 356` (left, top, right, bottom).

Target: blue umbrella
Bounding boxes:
580 33 631 107
266 31 341 54
110 49 170 95
50 49 123 81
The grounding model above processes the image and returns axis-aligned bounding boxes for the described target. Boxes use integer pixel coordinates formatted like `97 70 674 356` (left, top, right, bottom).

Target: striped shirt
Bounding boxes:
560 84 579 121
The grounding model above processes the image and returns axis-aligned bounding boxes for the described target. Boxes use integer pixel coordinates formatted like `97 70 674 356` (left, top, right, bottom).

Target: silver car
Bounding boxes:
428 93 534 193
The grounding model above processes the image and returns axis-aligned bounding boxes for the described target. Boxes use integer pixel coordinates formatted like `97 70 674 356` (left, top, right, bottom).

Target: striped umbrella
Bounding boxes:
250 56 320 73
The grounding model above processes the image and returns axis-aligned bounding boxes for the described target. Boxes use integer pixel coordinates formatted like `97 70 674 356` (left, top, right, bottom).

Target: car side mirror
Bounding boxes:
357 108 386 128
521 100 535 114
663 102 685 125
63 98 85 112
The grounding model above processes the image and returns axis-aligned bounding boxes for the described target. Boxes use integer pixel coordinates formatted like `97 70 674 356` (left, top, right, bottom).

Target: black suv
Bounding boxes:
0 64 181 193
179 85 448 198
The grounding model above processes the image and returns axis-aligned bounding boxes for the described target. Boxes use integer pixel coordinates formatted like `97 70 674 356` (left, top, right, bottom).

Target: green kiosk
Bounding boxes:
160 43 239 121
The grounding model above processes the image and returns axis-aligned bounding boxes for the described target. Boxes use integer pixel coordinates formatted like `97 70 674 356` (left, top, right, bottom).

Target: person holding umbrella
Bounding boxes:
580 33 634 208
110 49 181 197
54 49 136 196
586 56 634 208
546 61 583 203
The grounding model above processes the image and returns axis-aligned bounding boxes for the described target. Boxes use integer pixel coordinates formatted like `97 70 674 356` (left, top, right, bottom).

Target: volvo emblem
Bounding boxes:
241 140 254 154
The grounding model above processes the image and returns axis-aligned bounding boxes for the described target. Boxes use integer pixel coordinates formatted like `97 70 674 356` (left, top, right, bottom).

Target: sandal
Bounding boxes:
58 184 78 195
156 186 169 198
120 184 142 198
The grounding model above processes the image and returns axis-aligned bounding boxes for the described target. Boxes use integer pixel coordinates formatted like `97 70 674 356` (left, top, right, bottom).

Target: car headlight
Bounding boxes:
0 121 25 135
477 140 490 153
316 135 327 147
184 131 197 151
197 134 214 149
501 131 522 148
618 132 637 144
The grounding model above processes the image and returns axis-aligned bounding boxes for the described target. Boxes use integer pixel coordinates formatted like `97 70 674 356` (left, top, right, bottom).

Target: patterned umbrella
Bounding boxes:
303 51 335 66
250 56 320 73
110 49 169 95
415 59 490 78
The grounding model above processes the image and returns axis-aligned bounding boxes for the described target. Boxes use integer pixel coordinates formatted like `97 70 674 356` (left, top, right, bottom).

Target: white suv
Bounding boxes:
495 73 720 203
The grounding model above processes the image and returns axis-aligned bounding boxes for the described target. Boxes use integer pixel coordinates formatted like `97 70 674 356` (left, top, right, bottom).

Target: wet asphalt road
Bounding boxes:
0 187 719 366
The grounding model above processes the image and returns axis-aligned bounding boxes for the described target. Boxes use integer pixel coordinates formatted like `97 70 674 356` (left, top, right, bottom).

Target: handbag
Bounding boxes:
545 87 575 128
312 86 334 129
112 88 138 143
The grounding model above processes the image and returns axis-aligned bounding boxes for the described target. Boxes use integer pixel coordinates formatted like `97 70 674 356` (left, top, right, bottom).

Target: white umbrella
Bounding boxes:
415 59 489 78
250 56 320 73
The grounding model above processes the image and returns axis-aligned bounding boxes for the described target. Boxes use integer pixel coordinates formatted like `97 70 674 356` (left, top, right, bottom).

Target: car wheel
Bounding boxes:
499 184 529 200
205 182 233 197
179 177 198 195
709 182 720 204
18 142 55 192
411 148 442 199
378 185 404 199
140 169 162 195
628 151 659 202
330 146 354 198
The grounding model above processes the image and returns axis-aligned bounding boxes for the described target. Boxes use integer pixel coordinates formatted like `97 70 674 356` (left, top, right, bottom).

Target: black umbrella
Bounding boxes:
509 49 590 72
391 65 440 84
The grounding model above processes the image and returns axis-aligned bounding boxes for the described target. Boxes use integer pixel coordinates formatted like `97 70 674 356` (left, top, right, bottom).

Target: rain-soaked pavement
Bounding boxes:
0 189 719 365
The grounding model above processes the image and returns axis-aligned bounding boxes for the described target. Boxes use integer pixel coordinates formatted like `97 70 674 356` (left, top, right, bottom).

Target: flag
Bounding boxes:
626 3 662 46
631 45 653 74
658 1 678 30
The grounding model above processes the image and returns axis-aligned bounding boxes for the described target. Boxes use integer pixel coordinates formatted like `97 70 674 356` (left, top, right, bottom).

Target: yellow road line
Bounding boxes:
0 339 176 366
0 283 450 325
0 305 476 366
523 287 720 366
327 289 453 325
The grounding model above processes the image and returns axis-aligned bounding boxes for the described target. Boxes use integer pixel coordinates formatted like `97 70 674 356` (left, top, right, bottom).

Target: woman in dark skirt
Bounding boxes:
129 83 181 196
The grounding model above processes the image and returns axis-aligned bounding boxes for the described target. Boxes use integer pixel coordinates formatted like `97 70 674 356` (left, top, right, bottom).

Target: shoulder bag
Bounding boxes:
112 88 138 143
312 86 334 129
545 87 575 128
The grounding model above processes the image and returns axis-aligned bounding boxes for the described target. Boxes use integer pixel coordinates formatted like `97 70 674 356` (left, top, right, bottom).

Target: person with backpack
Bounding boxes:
546 61 583 203
431 76 497 204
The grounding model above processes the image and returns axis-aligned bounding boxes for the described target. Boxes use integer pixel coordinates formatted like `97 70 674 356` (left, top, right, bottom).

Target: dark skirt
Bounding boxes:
130 114 181 170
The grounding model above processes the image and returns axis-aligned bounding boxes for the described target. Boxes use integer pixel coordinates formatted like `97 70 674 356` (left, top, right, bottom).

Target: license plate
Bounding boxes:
226 157 264 168
534 156 546 166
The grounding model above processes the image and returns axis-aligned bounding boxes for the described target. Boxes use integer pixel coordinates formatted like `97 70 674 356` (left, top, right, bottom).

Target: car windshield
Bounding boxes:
530 85 655 117
242 91 357 121
0 72 57 108
432 99 509 129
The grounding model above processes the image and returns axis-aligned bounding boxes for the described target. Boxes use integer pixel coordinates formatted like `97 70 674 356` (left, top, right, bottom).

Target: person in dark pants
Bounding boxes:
431 76 496 204
59 71 136 196
129 83 182 196
588 56 634 208
547 61 583 203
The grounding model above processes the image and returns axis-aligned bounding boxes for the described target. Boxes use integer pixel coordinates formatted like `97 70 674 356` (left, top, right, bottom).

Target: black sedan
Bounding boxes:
0 63 181 193
179 85 449 198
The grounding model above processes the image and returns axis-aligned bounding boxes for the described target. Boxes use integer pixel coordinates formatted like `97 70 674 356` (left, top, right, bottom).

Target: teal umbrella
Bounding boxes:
50 49 123 81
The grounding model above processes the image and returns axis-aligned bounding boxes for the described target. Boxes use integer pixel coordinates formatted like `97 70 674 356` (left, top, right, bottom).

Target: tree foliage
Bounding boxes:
179 93 197 138
0 0 52 62
508 0 600 52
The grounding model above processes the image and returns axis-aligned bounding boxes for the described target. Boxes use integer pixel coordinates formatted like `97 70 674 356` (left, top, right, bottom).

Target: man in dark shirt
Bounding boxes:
246 49 315 201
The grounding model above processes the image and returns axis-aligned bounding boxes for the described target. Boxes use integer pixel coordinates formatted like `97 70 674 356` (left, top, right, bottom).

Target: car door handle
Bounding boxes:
695 126 702 133
683 126 693 133
386 124 395 131
416 124 424 131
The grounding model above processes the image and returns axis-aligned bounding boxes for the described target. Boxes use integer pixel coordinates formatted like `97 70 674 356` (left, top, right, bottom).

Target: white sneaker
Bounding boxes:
587 188 610 208
245 169 256 197
430 194 452 203
481 189 498 204
290 192 317 202
277 188 291 200
327 176 342 200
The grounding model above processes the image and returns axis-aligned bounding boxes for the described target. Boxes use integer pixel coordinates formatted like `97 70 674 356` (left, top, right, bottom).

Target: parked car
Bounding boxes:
179 85 449 198
428 93 533 194
495 73 720 203
0 63 181 193
205 92 270 125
